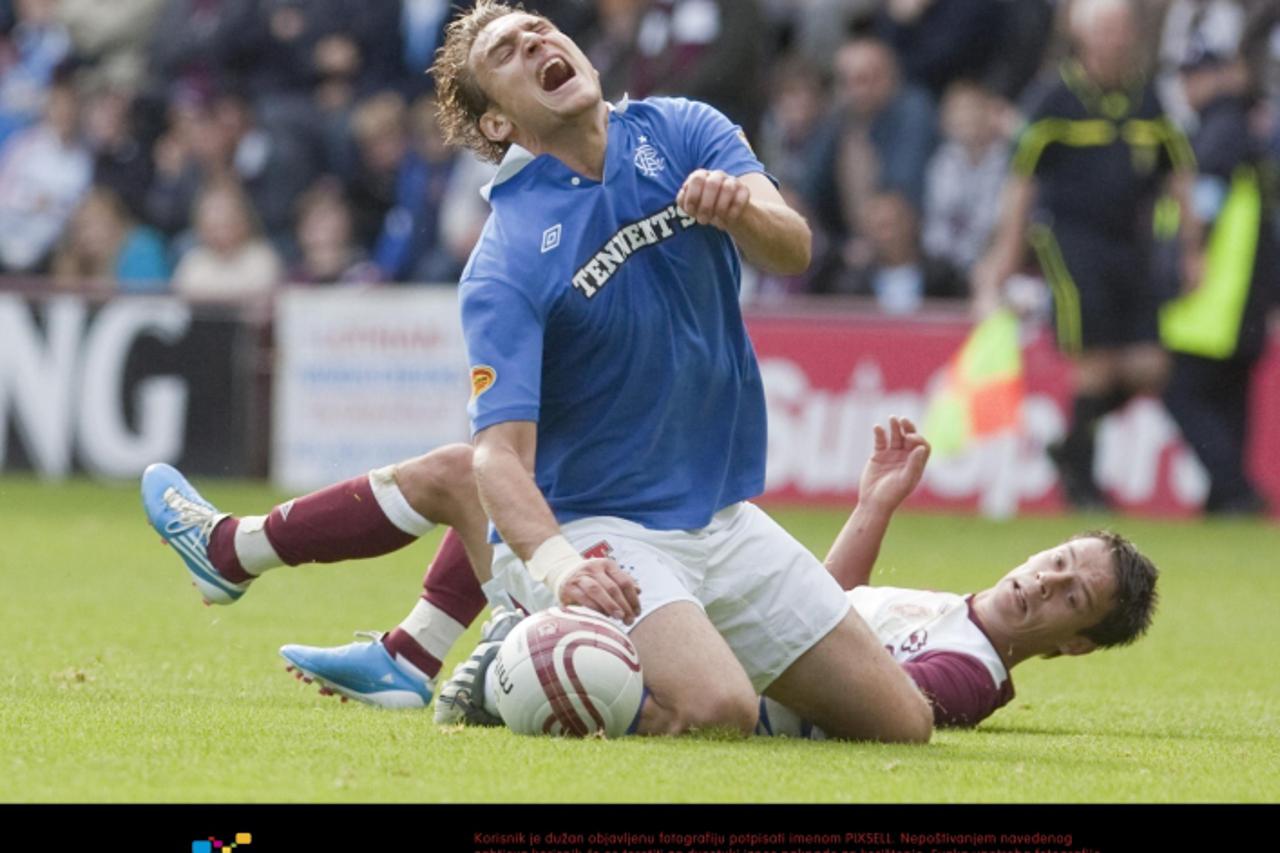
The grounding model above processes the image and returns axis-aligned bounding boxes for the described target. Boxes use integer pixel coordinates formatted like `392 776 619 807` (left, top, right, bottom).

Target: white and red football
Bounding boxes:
492 606 644 737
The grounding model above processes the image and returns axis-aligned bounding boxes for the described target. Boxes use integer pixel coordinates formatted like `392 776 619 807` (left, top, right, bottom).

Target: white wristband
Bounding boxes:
527 535 582 601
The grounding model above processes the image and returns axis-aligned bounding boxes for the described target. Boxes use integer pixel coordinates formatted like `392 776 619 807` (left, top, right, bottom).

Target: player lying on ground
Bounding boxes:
143 418 1158 730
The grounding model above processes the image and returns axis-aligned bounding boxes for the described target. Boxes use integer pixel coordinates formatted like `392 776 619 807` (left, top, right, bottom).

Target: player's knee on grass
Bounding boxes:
681 683 759 736
767 610 934 744
630 601 760 737
844 688 932 744
393 444 477 524
651 682 759 736
804 687 932 744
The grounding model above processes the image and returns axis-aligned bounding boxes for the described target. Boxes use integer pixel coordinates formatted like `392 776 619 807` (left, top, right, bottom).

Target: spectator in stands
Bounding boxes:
812 190 964 310
148 0 258 101
1157 0 1247 130
583 0 644 103
980 0 1056 103
171 177 282 299
287 178 380 285
763 0 879 76
922 80 1008 275
759 56 830 198
0 0 71 147
344 91 409 250
1240 2 1280 102
400 0 454 89
59 0 165 94
145 90 221 238
431 148 498 282
0 77 90 273
82 83 153 222
625 0 766 137
241 0 343 103
876 0 1005 99
753 54 839 299
237 0 401 111
327 1 405 102
51 184 169 292
523 0 597 44
324 91 493 283
211 91 317 247
804 36 938 246
371 95 472 283
145 90 316 249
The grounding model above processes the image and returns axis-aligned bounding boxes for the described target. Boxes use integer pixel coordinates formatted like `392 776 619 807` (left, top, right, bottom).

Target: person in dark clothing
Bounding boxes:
624 0 767 139
812 190 964 311
144 90 316 249
83 85 154 223
804 36 938 243
148 0 258 99
1160 51 1277 515
973 0 1203 510
875 0 1005 100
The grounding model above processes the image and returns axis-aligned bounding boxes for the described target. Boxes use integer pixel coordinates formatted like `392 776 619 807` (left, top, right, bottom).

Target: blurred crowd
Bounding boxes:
0 0 1277 310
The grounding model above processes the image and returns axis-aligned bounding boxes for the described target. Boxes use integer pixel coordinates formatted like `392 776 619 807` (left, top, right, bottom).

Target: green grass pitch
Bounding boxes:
1 476 1277 803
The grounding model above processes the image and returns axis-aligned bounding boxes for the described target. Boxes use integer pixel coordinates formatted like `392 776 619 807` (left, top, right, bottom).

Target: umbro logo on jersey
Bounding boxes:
541 223 562 253
278 499 296 522
634 141 665 177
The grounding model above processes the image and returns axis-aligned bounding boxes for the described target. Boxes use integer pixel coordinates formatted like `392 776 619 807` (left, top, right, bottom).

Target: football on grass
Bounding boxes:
493 606 644 737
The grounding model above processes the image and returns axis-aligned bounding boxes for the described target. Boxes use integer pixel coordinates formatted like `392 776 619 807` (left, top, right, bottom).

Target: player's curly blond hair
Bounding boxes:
432 0 542 164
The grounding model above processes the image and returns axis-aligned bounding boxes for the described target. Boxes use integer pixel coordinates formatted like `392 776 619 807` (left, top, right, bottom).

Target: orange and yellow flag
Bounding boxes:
923 308 1024 456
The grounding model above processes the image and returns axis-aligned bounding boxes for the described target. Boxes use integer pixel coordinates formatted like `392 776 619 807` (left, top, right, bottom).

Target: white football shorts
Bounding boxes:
483 501 851 692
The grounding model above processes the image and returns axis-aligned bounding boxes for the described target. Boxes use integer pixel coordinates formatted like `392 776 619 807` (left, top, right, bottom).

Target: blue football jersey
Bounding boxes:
460 96 769 531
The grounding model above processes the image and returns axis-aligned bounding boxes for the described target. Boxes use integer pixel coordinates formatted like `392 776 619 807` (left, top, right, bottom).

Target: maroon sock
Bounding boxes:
263 474 418 566
422 528 487 626
381 529 486 680
207 518 253 584
381 626 444 679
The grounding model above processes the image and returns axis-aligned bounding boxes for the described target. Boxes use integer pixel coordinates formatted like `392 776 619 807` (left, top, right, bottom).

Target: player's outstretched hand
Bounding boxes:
559 557 642 625
676 169 750 230
858 416 930 516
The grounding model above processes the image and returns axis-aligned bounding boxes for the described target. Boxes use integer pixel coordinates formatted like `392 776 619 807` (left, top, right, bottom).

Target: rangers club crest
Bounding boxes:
634 140 665 177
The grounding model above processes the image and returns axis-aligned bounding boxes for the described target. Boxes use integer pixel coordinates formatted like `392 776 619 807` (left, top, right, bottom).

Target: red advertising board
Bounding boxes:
746 308 1280 517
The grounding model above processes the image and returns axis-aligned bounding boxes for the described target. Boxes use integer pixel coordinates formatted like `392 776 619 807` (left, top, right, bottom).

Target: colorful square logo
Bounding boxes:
193 834 250 853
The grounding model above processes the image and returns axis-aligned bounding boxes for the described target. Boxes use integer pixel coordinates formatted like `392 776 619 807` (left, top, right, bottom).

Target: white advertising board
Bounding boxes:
272 288 471 492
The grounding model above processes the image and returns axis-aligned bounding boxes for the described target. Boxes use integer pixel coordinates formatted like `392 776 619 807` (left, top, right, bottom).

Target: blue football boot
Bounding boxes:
280 632 434 709
141 463 248 605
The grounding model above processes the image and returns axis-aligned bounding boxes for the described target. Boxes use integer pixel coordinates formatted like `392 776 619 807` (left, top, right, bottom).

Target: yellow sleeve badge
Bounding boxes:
470 365 497 399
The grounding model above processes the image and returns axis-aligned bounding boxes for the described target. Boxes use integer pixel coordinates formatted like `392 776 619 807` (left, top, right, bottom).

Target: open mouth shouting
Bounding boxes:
538 55 576 92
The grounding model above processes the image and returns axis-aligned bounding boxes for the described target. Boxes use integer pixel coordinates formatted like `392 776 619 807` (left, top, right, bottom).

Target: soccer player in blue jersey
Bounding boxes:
425 2 932 742
140 1 930 741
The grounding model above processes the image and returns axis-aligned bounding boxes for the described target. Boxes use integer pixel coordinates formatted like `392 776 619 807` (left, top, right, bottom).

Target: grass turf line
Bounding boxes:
1 477 1277 802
